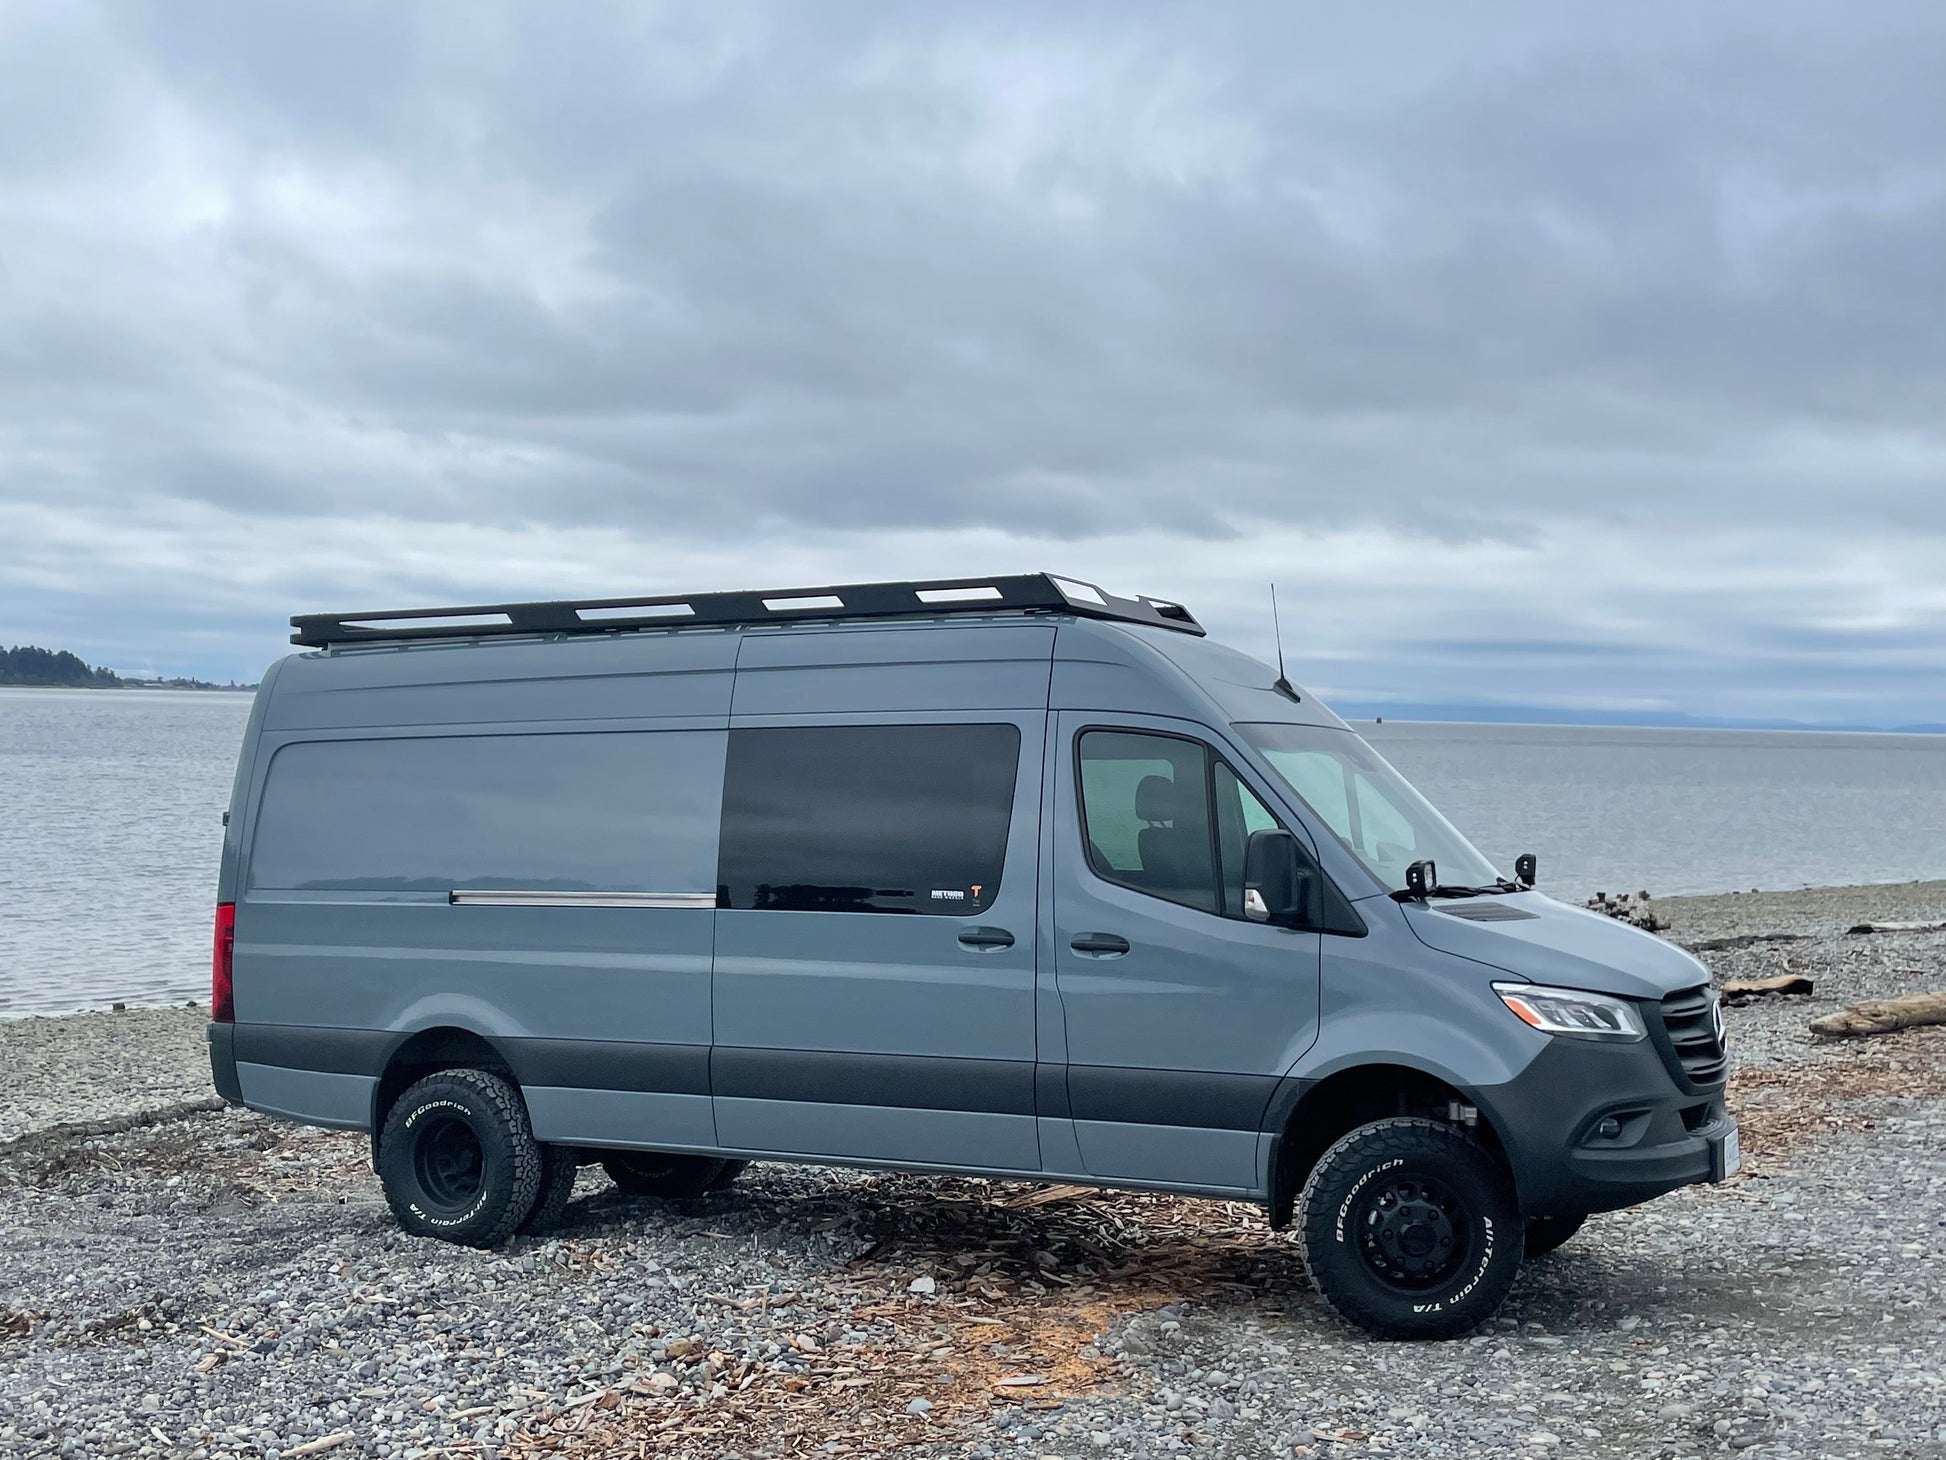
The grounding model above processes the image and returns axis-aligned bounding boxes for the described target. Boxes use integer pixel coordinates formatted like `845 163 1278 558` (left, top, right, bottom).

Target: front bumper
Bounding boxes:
1478 1035 1736 1217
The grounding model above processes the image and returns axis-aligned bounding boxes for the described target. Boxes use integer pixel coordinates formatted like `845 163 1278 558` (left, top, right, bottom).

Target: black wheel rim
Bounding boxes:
414 1115 486 1211
1353 1171 1471 1291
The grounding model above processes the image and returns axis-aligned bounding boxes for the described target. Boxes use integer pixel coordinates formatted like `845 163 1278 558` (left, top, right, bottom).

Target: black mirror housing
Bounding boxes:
1515 852 1537 887
1244 829 1315 927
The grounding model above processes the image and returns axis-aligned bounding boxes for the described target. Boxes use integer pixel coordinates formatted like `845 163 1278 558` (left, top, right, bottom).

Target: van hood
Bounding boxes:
1397 893 1708 1002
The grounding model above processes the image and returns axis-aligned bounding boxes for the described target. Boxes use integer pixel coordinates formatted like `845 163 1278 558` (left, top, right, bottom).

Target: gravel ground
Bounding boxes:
1652 879 1946 944
2 884 1943 1460
0 1006 211 1140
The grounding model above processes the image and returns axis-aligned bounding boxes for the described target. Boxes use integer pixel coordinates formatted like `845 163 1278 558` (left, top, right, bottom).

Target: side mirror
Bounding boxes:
1515 852 1537 888
1244 829 1316 927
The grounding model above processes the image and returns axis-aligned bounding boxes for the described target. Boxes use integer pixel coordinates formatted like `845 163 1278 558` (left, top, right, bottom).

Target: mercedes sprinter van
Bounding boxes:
208 573 1736 1338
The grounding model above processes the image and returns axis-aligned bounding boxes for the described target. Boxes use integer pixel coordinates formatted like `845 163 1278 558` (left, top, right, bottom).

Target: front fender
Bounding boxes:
1255 908 1551 1212
1292 903 1546 1092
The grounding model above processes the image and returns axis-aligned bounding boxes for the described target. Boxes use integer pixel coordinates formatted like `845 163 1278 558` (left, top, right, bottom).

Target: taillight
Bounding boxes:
212 902 236 1023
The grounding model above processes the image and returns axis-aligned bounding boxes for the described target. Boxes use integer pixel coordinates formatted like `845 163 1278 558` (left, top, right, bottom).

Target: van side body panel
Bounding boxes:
259 631 738 731
229 633 736 1134
1044 701 1322 1193
710 623 1054 1171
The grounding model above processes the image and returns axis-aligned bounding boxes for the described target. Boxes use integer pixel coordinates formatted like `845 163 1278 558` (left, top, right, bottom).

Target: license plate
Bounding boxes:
1712 1127 1741 1181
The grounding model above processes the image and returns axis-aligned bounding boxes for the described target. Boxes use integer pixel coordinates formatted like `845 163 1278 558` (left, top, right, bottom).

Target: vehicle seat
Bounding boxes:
1135 774 1206 904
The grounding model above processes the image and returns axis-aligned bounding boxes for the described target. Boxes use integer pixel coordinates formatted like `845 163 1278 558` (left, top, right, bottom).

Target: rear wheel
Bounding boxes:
1297 1117 1523 1340
602 1151 731 1199
377 1068 542 1247
519 1144 581 1234
1524 1213 1586 1259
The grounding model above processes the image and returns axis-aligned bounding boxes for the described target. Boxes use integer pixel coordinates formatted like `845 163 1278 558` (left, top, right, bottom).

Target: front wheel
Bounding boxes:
1524 1213 1586 1259
1297 1117 1523 1340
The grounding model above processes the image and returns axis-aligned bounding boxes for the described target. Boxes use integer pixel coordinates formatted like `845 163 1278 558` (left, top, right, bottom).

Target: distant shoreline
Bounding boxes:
1351 712 1946 736
0 680 257 693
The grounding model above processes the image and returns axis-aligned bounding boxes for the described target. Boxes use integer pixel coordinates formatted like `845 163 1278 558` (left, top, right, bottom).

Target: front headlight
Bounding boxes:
1493 982 1646 1042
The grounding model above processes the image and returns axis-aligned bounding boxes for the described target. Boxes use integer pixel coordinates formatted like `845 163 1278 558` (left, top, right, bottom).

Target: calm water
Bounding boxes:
2 689 1943 1016
0 687 252 1017
1364 720 1946 903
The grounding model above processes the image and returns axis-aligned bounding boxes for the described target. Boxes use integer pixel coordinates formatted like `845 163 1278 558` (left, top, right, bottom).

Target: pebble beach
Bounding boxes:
2 880 1943 1459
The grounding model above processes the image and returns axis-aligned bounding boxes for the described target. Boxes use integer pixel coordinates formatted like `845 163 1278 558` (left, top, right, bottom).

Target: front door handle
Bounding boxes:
1070 932 1131 957
957 926 1016 950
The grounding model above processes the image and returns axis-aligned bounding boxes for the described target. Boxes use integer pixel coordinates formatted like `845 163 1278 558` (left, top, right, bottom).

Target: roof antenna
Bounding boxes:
1269 584 1301 702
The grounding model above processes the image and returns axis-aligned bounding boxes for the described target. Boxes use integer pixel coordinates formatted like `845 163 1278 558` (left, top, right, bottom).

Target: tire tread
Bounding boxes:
520 1144 580 1235
378 1067 541 1248
1297 1116 1519 1341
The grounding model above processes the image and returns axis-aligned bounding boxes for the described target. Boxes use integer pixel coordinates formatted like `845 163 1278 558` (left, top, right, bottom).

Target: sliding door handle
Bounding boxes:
957 926 1016 950
1070 932 1131 957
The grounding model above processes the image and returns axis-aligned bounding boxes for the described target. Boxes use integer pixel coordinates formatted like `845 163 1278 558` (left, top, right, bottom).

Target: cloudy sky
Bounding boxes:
2 1 1942 722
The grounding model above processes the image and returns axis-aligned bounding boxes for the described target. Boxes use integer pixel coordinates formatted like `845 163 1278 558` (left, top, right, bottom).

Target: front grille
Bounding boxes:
1655 986 1728 1089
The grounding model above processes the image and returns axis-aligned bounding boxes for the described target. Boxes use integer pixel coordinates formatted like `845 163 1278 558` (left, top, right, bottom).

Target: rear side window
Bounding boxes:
718 724 1020 914
248 731 724 893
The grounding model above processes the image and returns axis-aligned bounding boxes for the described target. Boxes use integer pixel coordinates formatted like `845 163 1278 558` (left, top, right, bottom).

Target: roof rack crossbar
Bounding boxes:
290 572 1204 647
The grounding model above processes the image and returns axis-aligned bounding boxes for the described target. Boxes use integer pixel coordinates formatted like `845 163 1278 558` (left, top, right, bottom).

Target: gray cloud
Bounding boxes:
1 0 1942 720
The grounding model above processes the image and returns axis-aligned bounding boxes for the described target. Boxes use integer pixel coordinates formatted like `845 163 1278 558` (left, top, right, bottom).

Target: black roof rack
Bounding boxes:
289 572 1204 648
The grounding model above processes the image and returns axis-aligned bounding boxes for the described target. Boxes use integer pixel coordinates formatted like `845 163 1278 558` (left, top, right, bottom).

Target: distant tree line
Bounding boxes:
0 645 124 688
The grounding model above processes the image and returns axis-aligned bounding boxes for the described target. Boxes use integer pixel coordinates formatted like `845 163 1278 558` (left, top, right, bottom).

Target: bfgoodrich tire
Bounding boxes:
1297 1117 1523 1340
377 1069 543 1248
518 1143 581 1235
601 1151 731 1199
1524 1213 1586 1259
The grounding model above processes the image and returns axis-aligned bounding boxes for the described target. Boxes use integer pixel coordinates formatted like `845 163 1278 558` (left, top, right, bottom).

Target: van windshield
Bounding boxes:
1236 723 1501 893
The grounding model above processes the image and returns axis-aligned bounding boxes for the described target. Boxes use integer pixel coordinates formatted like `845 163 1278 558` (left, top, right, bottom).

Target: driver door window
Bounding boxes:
1077 730 1323 922
1077 732 1217 913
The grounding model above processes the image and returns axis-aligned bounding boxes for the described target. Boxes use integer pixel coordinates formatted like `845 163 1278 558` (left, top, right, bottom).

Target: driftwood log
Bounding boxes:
1809 991 1946 1038
1845 920 1946 936
1720 974 1815 1004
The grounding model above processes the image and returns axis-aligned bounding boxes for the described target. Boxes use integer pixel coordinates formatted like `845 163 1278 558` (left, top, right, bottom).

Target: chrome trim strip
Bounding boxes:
449 890 718 909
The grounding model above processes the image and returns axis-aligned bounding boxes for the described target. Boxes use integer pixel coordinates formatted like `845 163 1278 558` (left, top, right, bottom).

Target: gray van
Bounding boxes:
208 573 1736 1338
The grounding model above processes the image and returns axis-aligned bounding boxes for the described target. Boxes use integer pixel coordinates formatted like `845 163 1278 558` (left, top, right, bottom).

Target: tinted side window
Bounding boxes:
718 724 1020 914
1076 731 1217 913
249 731 724 893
